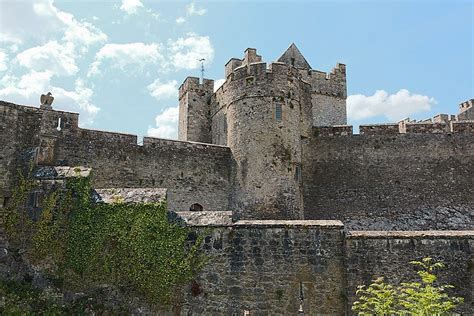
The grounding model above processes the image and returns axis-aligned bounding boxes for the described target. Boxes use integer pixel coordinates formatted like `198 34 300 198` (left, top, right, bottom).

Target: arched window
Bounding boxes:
190 203 203 212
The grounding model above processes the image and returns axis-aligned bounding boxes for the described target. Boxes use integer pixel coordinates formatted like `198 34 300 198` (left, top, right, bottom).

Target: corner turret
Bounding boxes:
178 77 214 143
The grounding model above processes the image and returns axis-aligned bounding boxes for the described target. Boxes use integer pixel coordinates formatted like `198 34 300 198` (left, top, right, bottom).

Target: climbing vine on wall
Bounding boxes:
4 173 205 307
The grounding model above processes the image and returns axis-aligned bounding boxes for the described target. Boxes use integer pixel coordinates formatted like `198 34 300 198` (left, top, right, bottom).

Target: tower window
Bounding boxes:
291 57 295 66
275 103 282 122
295 164 302 183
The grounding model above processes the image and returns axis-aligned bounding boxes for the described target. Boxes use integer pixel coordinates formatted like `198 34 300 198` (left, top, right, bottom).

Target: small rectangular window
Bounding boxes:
275 103 282 121
295 164 302 183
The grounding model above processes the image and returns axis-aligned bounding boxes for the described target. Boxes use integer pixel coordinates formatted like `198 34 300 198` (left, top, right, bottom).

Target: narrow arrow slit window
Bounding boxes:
275 103 282 121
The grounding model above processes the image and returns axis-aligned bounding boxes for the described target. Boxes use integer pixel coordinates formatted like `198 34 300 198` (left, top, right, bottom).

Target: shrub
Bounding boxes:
352 257 464 315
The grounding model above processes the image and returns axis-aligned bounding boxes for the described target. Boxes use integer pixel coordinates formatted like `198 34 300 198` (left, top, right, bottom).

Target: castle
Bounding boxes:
0 44 473 314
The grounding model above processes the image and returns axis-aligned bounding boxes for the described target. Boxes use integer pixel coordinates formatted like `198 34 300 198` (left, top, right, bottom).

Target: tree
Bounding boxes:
352 257 464 315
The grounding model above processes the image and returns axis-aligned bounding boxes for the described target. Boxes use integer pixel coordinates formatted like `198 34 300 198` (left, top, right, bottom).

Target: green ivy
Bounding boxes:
4 173 205 311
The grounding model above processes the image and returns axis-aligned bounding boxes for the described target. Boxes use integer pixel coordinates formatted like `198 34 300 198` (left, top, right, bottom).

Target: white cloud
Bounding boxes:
147 106 179 139
186 2 206 16
147 79 178 100
16 41 78 76
214 79 225 92
168 33 214 69
62 20 107 49
88 43 163 76
0 71 99 125
52 79 100 124
120 0 143 14
0 51 8 72
0 0 106 48
176 2 205 25
347 89 436 122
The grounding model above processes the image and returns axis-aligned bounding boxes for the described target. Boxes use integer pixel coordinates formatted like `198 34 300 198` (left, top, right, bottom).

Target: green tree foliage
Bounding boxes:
352 258 464 315
3 174 205 310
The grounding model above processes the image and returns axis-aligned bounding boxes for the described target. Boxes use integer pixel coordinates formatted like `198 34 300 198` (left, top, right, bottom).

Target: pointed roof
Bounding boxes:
277 43 312 69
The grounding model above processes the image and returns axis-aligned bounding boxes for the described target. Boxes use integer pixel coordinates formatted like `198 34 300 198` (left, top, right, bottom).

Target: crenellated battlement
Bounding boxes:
313 125 353 136
178 77 214 100
359 123 400 135
230 61 269 82
318 120 474 137
0 101 231 151
459 98 473 112
301 64 347 99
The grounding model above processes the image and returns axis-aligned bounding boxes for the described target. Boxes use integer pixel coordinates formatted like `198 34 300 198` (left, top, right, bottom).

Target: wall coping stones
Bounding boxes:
143 136 231 150
0 100 79 115
176 211 233 226
187 219 344 228
34 166 91 179
234 219 344 228
95 188 167 204
347 230 474 239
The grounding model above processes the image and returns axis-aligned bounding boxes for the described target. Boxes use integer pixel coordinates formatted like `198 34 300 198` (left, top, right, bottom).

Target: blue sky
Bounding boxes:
0 0 472 138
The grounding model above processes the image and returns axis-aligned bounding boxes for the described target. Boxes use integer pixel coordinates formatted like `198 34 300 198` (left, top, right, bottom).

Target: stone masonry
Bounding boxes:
0 44 473 314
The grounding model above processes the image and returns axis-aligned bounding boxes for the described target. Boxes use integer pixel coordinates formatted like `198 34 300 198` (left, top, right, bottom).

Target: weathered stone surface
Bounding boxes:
175 211 233 226
0 101 232 213
34 166 91 179
95 188 167 204
302 132 474 230
178 220 346 315
345 231 473 315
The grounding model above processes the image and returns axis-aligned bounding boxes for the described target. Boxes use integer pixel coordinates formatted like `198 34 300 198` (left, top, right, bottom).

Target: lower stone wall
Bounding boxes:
345 231 474 315
179 220 346 315
175 224 473 315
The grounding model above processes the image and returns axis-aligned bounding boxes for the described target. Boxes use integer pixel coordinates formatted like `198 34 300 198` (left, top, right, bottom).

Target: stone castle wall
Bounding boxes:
345 231 473 315
171 220 473 315
302 128 474 230
0 101 232 212
179 220 347 315
299 63 347 126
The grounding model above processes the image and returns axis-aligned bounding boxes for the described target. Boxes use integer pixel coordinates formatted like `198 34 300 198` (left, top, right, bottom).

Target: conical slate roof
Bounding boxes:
277 43 312 69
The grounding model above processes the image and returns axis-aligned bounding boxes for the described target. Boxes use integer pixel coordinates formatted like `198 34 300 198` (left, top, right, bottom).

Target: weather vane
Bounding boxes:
198 58 205 83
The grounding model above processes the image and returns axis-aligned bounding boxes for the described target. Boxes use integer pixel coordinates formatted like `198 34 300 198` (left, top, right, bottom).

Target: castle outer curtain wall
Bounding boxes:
302 130 474 230
0 101 232 213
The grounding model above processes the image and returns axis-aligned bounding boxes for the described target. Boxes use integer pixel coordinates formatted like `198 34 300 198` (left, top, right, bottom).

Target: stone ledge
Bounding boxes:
176 211 233 226
347 230 474 239
233 220 344 228
187 219 344 228
95 188 167 204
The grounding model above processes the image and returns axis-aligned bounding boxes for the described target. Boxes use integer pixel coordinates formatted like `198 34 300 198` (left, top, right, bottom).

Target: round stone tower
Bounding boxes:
224 57 312 220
